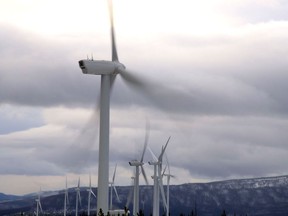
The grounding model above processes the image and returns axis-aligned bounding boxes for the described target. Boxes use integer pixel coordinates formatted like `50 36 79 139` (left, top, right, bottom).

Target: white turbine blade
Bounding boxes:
108 0 119 62
140 165 149 185
158 136 171 162
120 68 195 115
78 191 82 206
113 185 121 202
112 164 117 183
119 69 147 90
164 153 176 179
76 96 100 144
91 189 97 198
125 178 134 207
140 122 149 163
110 74 117 94
162 165 167 176
89 173 91 188
148 147 158 162
165 153 170 175
159 178 167 211
39 200 43 212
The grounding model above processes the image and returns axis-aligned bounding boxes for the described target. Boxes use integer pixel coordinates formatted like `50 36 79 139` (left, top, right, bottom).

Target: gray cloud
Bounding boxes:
1 23 288 117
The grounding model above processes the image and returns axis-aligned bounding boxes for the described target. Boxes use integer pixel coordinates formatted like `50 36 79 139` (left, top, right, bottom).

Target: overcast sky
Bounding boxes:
1 0 288 195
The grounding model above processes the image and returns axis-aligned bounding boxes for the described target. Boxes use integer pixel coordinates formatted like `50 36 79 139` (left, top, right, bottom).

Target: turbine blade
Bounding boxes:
162 165 167 176
140 165 149 185
165 152 170 175
159 177 167 211
78 191 82 206
89 173 91 188
140 121 149 163
91 190 97 198
108 0 119 62
38 199 43 212
148 147 158 162
110 74 117 93
113 185 121 202
119 69 147 90
112 164 117 183
125 180 134 207
158 136 170 162
120 68 195 115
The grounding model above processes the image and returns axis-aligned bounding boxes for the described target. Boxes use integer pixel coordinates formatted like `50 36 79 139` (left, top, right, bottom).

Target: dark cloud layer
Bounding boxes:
1 22 288 118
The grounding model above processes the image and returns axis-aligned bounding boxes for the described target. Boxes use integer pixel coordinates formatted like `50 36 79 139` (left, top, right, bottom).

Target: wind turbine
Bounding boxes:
87 174 97 216
163 153 175 216
64 176 69 216
129 129 149 216
78 1 145 213
148 137 170 216
75 178 81 216
125 176 135 212
35 188 43 216
109 164 120 210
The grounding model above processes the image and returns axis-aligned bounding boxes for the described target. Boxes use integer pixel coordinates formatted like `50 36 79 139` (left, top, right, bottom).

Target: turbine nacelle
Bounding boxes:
148 161 160 166
79 59 125 75
129 160 144 166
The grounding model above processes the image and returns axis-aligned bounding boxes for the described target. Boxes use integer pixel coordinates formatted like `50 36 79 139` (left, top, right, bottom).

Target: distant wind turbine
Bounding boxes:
163 153 175 216
125 176 135 211
35 188 43 216
148 137 170 216
129 128 149 216
75 178 81 216
109 164 120 210
87 174 96 216
64 176 69 216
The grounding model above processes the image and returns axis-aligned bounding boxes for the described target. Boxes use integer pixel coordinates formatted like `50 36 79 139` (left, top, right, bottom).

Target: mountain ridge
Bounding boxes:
1 175 288 216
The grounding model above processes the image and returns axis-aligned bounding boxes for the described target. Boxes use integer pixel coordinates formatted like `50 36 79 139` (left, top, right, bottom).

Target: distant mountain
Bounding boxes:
1 175 288 216
0 193 19 202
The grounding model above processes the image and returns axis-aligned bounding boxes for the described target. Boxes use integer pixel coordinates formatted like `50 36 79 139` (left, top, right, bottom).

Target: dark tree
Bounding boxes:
221 210 227 216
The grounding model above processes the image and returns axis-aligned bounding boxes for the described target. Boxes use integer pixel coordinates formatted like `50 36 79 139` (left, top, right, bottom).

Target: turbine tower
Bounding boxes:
109 164 120 210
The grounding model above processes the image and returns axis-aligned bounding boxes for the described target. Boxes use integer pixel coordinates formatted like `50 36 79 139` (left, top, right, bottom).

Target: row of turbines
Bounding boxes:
129 136 174 216
35 137 174 216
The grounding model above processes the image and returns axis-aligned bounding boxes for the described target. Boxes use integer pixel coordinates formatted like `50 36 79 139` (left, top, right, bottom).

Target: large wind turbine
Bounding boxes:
78 0 142 213
109 164 120 210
